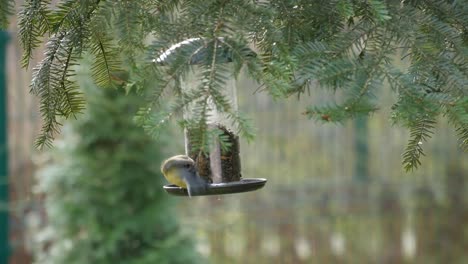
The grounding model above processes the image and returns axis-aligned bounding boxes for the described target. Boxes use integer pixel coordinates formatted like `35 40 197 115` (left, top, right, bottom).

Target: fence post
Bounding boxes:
0 30 10 263
354 117 369 182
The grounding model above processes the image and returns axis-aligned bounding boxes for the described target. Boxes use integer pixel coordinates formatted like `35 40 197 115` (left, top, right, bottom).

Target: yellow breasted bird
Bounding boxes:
161 155 208 197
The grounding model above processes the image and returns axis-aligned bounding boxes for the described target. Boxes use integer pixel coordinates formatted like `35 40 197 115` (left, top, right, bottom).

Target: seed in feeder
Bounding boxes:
218 124 241 182
185 124 241 183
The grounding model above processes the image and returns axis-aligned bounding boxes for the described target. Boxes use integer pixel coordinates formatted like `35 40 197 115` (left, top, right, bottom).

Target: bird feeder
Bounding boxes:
156 38 266 196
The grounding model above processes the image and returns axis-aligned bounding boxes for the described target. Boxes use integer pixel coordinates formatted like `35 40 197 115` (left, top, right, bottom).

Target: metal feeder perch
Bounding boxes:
156 38 266 196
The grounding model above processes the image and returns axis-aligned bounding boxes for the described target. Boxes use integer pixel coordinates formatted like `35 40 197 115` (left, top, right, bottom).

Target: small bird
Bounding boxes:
161 155 208 197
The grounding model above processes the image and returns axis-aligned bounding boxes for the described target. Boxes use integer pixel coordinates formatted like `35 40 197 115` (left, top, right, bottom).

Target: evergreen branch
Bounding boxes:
257 51 295 98
140 87 206 143
444 97 468 151
196 95 210 154
26 1 102 148
208 37 220 89
30 30 85 148
329 23 379 59
150 38 206 102
95 39 112 86
18 0 51 68
58 46 84 117
134 106 172 139
367 0 391 22
217 37 258 78
456 126 468 151
89 31 122 88
226 111 255 142
30 32 65 95
59 46 74 113
49 0 79 33
384 67 431 106
49 1 93 55
304 99 378 123
0 0 14 29
389 73 442 130
115 1 144 53
20 1 101 148
294 57 356 91
403 117 436 171
18 0 468 170
30 33 66 148
300 29 390 122
187 37 222 154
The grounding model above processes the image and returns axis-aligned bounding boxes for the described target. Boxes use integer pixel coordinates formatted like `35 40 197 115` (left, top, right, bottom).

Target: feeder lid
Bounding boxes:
163 178 267 196
155 37 256 65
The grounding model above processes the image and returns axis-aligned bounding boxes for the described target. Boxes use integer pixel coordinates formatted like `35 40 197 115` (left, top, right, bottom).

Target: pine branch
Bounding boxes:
444 97 468 151
89 31 122 88
17 0 468 169
22 1 104 148
134 105 172 139
32 33 84 147
18 0 51 68
304 99 378 123
188 36 224 153
48 0 97 54
114 1 145 51
150 38 206 100
294 56 356 91
30 33 68 148
57 46 84 117
456 125 468 151
367 0 391 22
402 118 436 171
0 0 14 29
226 111 255 141
257 50 296 98
217 37 258 78
49 0 80 33
149 1 259 150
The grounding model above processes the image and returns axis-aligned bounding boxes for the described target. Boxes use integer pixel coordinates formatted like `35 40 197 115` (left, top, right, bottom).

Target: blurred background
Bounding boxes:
3 6 468 264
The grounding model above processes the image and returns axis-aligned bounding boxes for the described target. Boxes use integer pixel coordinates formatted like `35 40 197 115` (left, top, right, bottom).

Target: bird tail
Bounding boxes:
181 170 209 197
187 180 208 197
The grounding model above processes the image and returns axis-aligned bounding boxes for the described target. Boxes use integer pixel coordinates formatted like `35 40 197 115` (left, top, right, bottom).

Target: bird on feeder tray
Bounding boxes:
161 155 209 197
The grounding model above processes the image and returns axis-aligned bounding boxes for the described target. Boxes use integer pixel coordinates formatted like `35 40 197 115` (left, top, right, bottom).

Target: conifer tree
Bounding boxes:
12 0 468 170
34 76 202 264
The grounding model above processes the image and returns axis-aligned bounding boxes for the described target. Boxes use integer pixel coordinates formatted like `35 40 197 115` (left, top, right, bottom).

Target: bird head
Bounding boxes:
161 155 196 175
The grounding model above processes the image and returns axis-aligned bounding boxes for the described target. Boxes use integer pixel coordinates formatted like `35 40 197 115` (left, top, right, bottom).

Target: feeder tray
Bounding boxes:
163 178 267 196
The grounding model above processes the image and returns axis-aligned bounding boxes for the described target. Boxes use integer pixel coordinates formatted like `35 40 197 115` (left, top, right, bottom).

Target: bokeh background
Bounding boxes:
4 3 468 264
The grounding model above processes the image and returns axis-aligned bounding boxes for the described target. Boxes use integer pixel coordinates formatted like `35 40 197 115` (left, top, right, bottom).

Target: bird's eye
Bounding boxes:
184 164 191 168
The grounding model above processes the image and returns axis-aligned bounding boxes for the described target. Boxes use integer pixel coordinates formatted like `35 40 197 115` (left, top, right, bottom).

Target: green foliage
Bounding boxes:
19 0 125 146
0 0 13 29
402 117 436 171
30 32 85 148
445 97 468 151
34 76 202 264
18 0 50 67
19 0 468 169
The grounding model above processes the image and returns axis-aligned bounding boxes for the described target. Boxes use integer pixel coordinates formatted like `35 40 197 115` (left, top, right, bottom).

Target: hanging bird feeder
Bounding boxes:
156 38 266 196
